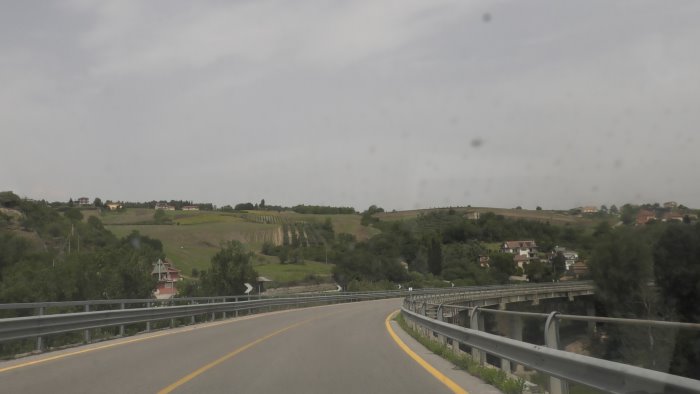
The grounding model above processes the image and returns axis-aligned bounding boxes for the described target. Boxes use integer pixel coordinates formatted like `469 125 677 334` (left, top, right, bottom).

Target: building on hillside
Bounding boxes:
663 201 678 209
502 241 538 270
465 211 480 220
478 255 490 268
77 197 90 206
551 246 579 271
572 261 589 279
581 206 598 214
636 210 656 225
513 254 532 270
155 202 175 210
182 205 199 211
501 240 538 257
106 202 123 211
662 212 684 222
152 258 182 299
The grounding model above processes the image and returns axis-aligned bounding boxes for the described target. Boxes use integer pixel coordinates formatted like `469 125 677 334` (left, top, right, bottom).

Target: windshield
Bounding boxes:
1 1 699 393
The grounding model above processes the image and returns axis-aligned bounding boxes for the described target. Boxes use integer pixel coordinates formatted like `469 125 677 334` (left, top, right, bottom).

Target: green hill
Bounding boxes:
375 206 609 227
103 208 377 278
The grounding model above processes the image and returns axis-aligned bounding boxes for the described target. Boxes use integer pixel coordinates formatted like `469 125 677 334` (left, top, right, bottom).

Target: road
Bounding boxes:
0 298 496 394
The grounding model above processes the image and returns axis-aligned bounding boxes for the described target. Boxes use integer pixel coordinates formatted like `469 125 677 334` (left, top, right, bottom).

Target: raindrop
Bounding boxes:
482 13 492 23
470 138 484 148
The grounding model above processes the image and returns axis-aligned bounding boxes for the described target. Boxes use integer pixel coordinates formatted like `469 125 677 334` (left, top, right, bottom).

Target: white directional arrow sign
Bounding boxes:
244 283 253 294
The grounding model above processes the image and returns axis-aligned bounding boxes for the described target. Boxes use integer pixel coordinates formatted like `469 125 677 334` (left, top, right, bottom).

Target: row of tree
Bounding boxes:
1 193 162 304
588 223 700 378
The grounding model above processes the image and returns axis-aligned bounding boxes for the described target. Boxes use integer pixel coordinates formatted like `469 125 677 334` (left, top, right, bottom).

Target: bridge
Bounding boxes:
0 283 698 393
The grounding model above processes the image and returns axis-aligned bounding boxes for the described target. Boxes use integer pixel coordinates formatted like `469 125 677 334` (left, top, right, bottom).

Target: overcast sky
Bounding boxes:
2 1 699 210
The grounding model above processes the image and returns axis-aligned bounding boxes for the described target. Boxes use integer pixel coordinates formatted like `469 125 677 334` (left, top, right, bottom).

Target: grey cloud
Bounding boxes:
2 0 700 210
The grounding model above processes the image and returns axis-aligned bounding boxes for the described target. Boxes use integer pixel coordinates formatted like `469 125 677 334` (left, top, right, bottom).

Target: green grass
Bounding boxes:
395 313 526 394
253 260 335 284
242 211 379 240
102 209 367 279
106 219 280 275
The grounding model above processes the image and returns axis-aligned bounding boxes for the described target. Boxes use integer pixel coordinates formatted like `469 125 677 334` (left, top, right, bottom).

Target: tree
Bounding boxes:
153 209 170 224
600 205 608 214
490 252 516 283
426 235 442 276
64 208 83 222
536 206 542 211
610 205 619 215
653 223 700 378
653 224 700 322
260 199 265 208
593 221 612 238
0 191 21 208
620 204 637 225
525 261 552 282
202 241 258 295
589 228 655 317
68 198 74 207
440 241 487 282
551 252 566 280
234 202 255 211
93 197 103 208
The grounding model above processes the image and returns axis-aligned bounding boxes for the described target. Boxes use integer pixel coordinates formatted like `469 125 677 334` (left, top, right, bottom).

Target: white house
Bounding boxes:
552 246 579 271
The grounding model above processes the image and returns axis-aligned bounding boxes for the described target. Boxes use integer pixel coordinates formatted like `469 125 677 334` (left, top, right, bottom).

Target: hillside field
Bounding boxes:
102 208 374 278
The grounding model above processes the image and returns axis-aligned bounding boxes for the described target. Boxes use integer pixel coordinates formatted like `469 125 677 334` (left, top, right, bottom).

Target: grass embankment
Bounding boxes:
395 314 603 394
254 260 334 285
394 312 526 394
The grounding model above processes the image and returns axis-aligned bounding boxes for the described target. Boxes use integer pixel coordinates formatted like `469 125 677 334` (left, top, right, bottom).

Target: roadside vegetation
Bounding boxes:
394 312 526 394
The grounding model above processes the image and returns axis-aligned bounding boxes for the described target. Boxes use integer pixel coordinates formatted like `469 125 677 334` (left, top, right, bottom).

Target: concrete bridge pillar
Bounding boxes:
469 308 486 365
500 315 525 374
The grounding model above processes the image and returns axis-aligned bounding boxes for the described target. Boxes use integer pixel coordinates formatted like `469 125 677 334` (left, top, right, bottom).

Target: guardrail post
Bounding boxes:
545 312 568 394
447 306 462 355
235 297 239 317
84 305 91 343
36 307 45 352
190 301 196 324
146 302 151 332
586 304 596 334
222 298 227 319
436 304 447 346
119 303 125 336
469 307 486 365
210 299 215 321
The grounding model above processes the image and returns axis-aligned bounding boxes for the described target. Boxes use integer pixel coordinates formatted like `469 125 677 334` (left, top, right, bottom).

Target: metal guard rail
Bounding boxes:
0 282 587 312
0 292 389 344
401 307 700 394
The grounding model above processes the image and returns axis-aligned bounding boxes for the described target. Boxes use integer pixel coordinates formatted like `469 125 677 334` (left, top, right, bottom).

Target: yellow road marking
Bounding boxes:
157 316 317 394
0 309 292 374
385 311 468 394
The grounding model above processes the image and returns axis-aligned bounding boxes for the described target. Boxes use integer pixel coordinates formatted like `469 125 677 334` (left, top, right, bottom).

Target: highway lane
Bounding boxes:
0 298 467 394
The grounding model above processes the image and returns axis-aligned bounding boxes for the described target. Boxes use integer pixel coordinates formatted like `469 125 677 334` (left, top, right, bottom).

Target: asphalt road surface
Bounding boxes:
0 298 498 394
